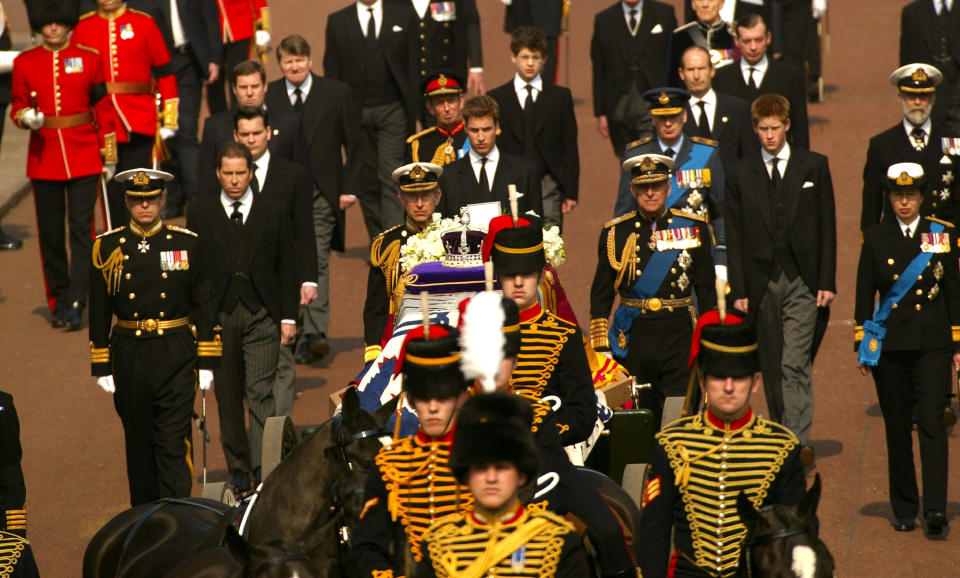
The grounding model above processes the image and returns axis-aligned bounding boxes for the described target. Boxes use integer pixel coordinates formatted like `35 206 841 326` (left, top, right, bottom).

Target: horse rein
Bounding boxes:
328 415 388 545
250 550 311 575
741 523 813 578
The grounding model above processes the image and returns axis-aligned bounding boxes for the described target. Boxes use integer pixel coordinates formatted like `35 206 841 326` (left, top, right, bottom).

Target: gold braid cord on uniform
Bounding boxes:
0 530 28 578
422 508 572 578
656 413 797 577
92 237 125 295
430 140 458 166
589 318 610 350
511 314 576 433
376 436 472 562
607 228 638 293
371 236 403 315
3 509 25 533
197 335 222 358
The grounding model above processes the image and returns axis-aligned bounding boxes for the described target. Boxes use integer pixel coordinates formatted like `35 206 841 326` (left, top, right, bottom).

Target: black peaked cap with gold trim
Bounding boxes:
688 310 759 378
482 214 546 276
450 392 540 485
643 87 690 116
115 168 174 198
395 323 469 400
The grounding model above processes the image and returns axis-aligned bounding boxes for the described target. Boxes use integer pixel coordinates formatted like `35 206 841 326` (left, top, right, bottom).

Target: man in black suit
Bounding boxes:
128 0 222 218
668 0 736 87
265 34 365 365
232 106 317 417
901 0 960 132
503 0 564 84
591 0 676 158
187 142 298 494
861 64 960 232
679 44 753 171
197 60 304 198
713 13 809 149
726 94 836 466
437 95 542 218
488 27 577 228
324 0 416 239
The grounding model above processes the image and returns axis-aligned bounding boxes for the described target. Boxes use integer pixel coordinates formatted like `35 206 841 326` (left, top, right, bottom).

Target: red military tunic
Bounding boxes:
72 5 178 141
11 42 117 181
216 0 269 43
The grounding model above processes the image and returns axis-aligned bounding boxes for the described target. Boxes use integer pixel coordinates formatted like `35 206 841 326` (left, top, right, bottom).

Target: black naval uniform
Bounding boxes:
854 216 960 522
363 218 425 363
0 392 39 578
639 410 806 578
417 503 589 578
89 221 221 506
667 20 737 87
350 429 472 577
405 120 468 166
589 207 717 414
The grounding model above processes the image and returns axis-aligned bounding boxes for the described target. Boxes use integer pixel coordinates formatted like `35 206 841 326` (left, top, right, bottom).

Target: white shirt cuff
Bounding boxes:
469 67 483 73
302 282 318 288
281 319 297 326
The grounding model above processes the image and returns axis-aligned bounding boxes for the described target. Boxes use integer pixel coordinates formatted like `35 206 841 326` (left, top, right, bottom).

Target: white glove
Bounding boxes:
21 108 44 130
102 163 117 181
97 375 116 393
159 126 176 140
714 264 728 283
599 350 613 359
812 0 827 19
255 29 271 47
198 369 214 391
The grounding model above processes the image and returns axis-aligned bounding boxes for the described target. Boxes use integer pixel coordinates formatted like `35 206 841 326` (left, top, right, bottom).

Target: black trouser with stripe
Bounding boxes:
112 329 196 506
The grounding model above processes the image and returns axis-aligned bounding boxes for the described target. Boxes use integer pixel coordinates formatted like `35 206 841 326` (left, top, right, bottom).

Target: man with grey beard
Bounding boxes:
861 63 960 231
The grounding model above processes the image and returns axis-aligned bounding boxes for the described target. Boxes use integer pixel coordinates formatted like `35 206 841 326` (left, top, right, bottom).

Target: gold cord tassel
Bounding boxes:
92 238 124 295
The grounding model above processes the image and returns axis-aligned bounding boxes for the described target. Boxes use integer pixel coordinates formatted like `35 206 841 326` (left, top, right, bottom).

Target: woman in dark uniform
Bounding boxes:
854 162 960 536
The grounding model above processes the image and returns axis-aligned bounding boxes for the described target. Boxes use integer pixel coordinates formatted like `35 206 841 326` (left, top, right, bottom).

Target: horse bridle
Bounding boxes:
249 550 311 576
327 415 387 545
740 521 813 578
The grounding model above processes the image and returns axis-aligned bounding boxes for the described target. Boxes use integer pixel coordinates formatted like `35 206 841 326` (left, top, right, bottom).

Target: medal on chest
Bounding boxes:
120 23 134 40
160 250 190 271
509 545 526 572
137 237 150 253
64 57 84 74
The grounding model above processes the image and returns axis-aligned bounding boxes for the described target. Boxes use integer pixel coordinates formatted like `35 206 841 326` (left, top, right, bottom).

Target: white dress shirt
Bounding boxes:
741 54 769 87
621 1 643 35
903 117 932 147
513 74 542 109
169 0 187 48
897 215 920 238
935 0 954 15
285 73 313 106
761 141 791 178
469 145 500 186
253 149 270 191
220 188 253 223
412 0 430 18
356 0 383 38
689 89 717 132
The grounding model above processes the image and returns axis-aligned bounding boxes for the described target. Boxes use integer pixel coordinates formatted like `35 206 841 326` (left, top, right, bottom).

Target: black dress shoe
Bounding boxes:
892 518 916 531
944 407 957 427
800 444 815 467
231 471 250 495
64 302 84 331
50 305 67 328
308 335 331 361
294 339 312 364
925 510 947 535
0 229 22 250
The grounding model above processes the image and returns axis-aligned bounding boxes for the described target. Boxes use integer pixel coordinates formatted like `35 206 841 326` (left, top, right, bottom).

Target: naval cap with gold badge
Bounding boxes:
115 168 174 198
890 63 942 94
422 70 464 98
623 153 675 185
886 162 927 191
643 87 691 116
392 162 444 194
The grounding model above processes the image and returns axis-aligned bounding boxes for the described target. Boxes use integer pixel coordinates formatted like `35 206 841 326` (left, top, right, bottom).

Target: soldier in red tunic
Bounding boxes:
208 0 270 113
72 0 179 225
11 0 118 330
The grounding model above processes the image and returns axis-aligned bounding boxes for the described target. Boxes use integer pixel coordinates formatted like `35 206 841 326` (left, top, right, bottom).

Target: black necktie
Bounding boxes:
770 157 782 188
664 147 676 158
251 163 260 195
911 127 927 150
628 8 638 34
748 66 759 90
478 157 490 194
523 84 534 113
293 87 304 113
904 225 912 239
230 200 244 226
696 100 709 136
365 8 376 48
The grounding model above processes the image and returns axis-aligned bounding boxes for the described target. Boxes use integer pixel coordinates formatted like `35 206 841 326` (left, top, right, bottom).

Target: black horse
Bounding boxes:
83 387 397 577
735 474 835 578
165 526 316 578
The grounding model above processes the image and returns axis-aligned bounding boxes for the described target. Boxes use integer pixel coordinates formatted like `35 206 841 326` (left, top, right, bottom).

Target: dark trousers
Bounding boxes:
872 348 950 519
31 175 98 313
163 48 203 209
622 313 695 421
608 83 653 162
207 40 250 114
358 102 406 239
107 133 155 226
215 303 279 474
112 330 197 506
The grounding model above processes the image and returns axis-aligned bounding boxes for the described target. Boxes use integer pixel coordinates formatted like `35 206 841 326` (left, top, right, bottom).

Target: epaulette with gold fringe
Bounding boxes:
406 126 437 144
625 136 652 151
96 226 125 239
926 216 956 228
604 210 636 229
166 224 198 237
670 208 709 223
690 135 719 147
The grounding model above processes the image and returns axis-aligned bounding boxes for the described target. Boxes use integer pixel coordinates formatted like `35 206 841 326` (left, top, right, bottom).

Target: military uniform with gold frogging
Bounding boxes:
416 503 588 578
405 121 468 166
350 429 472 577
89 220 220 506
589 207 716 407
638 410 805 578
0 391 39 578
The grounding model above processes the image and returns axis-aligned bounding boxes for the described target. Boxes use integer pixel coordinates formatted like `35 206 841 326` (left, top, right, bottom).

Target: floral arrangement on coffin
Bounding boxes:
398 212 566 272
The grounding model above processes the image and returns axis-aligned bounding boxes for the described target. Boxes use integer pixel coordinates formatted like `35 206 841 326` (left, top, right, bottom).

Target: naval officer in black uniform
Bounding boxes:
89 168 221 506
855 162 960 535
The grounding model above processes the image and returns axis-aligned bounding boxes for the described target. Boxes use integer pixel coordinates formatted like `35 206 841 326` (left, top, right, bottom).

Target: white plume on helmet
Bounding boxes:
459 291 505 393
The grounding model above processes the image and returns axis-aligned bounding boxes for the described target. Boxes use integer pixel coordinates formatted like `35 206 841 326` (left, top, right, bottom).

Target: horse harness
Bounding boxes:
328 415 387 544
739 516 814 578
